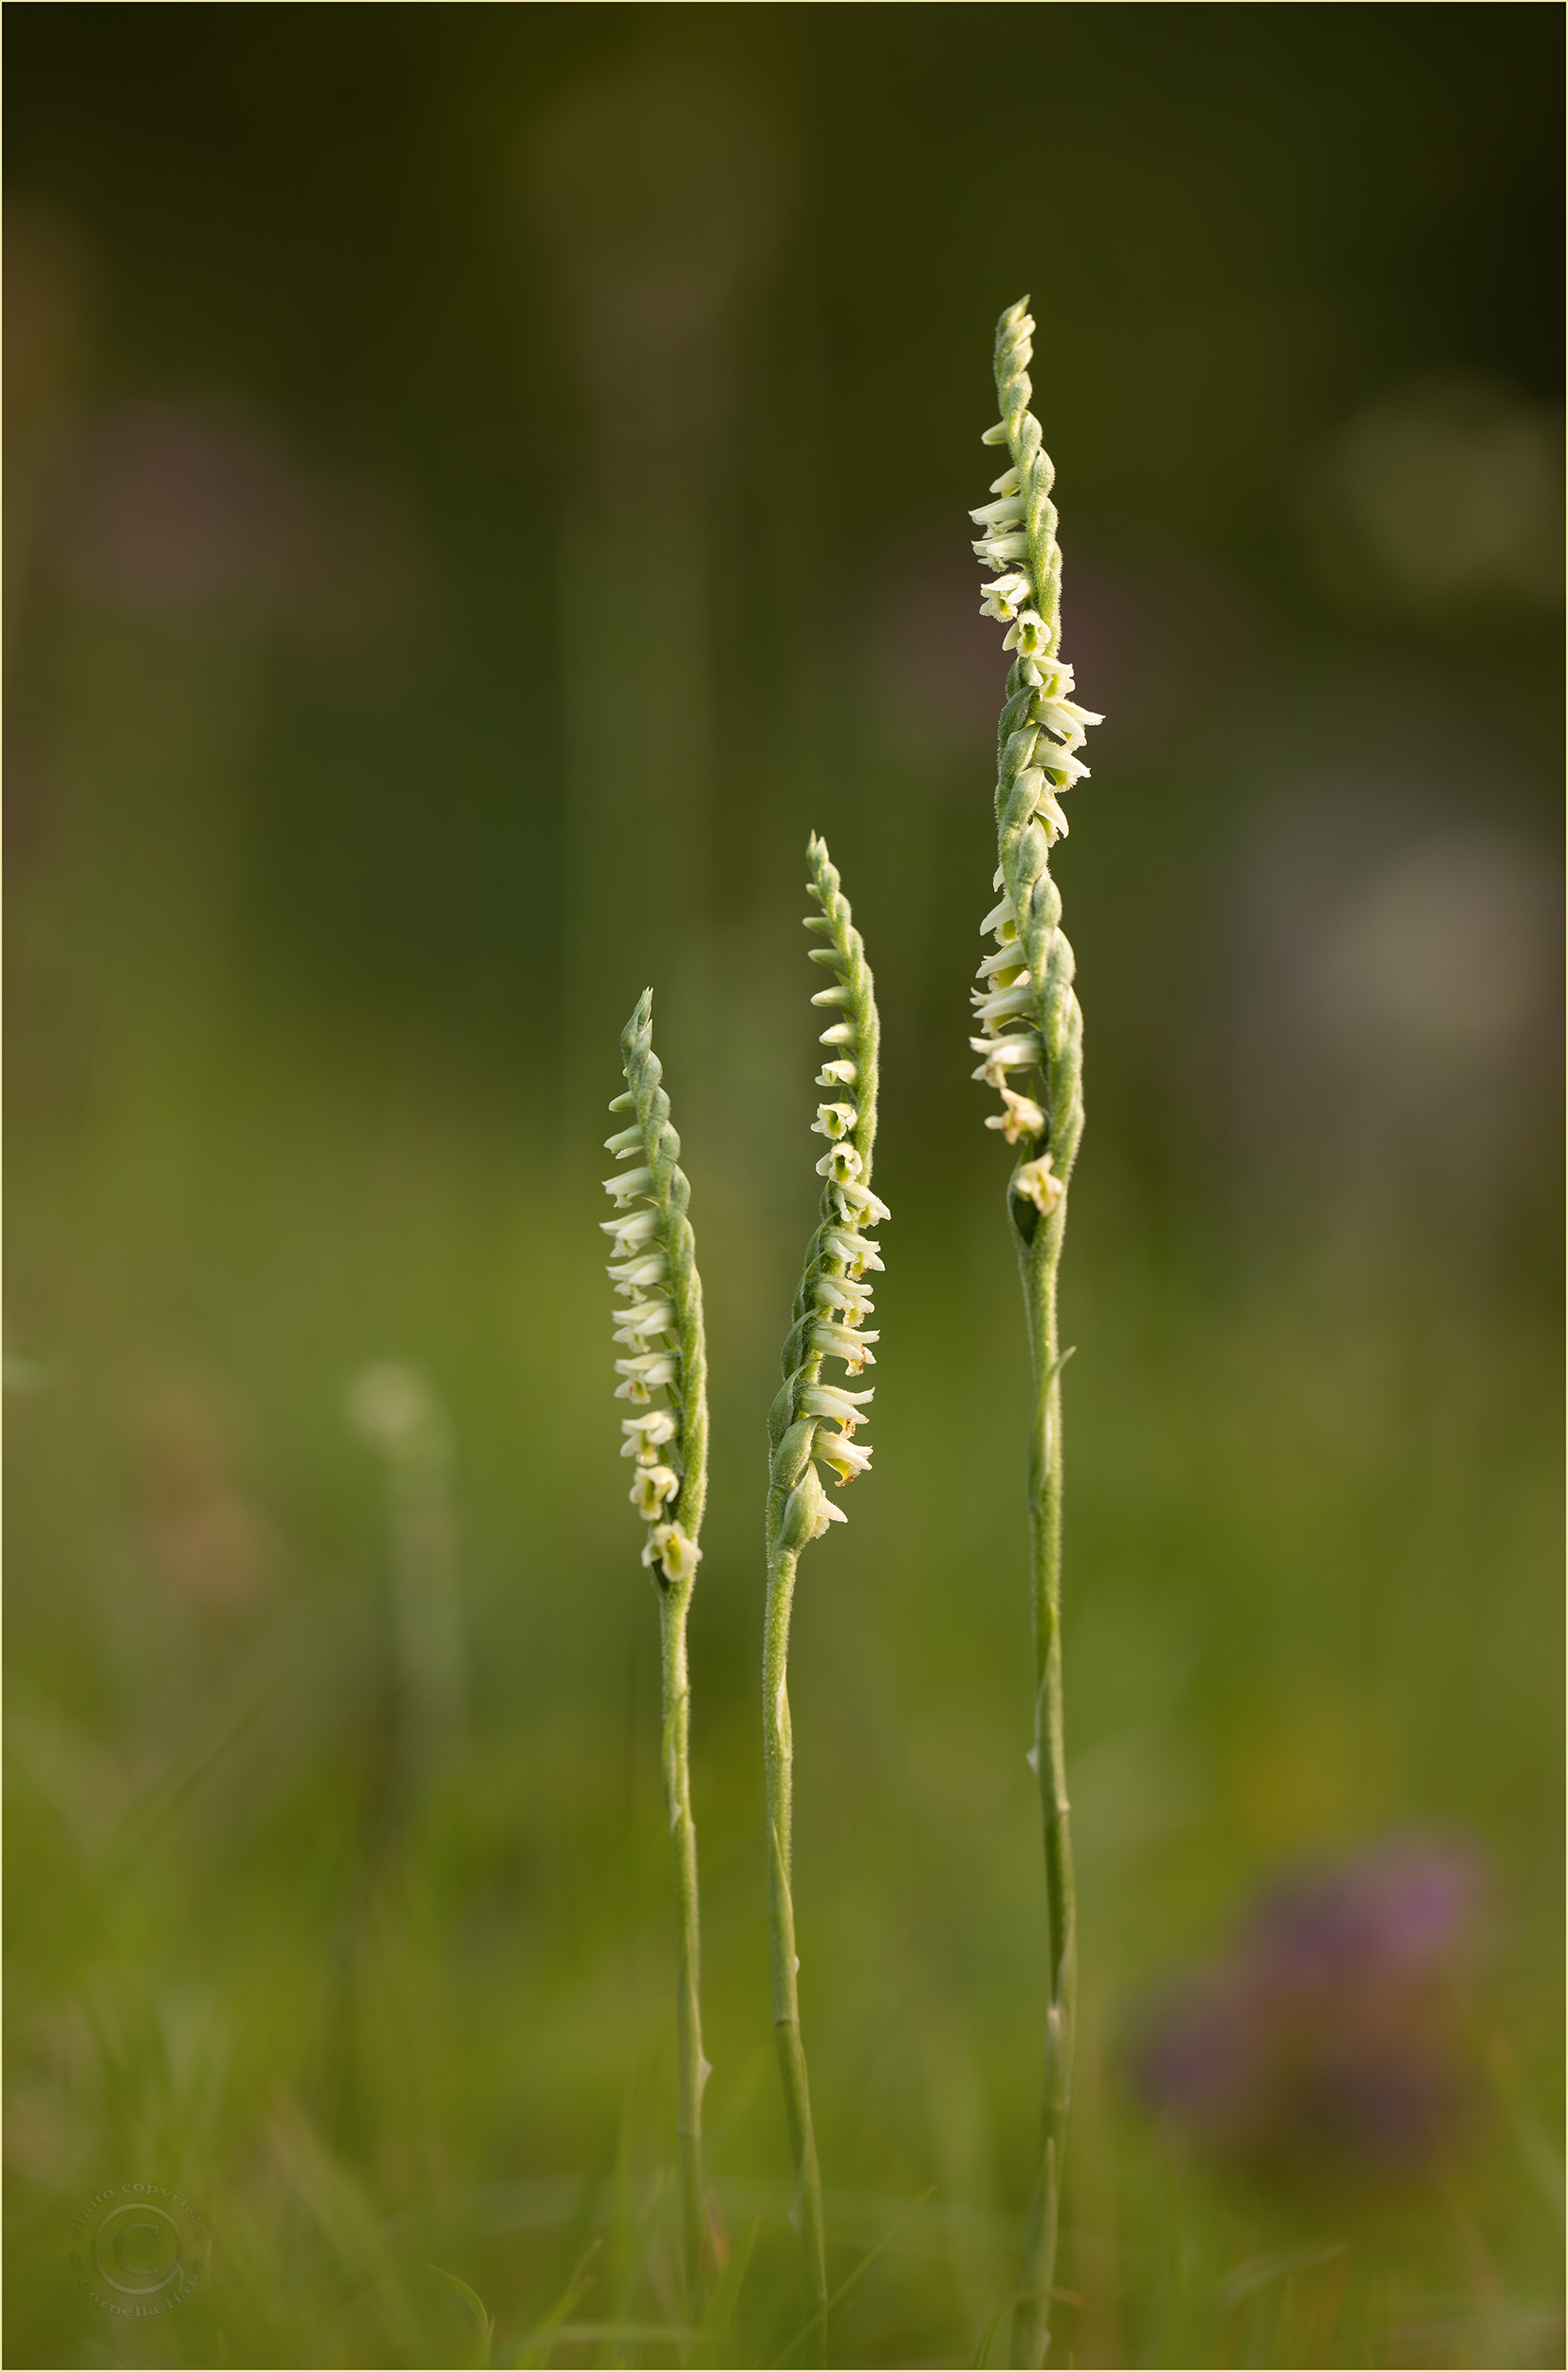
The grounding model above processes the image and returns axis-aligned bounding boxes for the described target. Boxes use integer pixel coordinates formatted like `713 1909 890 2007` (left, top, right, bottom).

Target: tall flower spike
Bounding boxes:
762 832 887 2365
969 298 1101 2371
600 990 710 2317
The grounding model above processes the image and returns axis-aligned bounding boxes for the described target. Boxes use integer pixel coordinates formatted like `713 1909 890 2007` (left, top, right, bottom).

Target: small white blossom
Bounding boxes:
810 1321 878 1374
1036 741 1090 786
973 530 1030 565
813 1429 874 1485
968 494 1026 528
970 1032 1046 1086
816 1058 858 1089
972 979 1037 1027
612 1294 678 1349
621 1409 678 1460
629 1463 681 1519
615 1351 678 1402
606 1249 670 1293
818 1021 856 1047
834 1178 891 1226
821 1226 883 1275
810 1103 858 1141
601 1206 661 1251
814 1271 875 1320
1002 610 1051 658
643 1521 702 1582
986 1086 1046 1143
602 1166 655 1206
815 1143 863 1184
602 1124 645 1158
1015 1154 1063 1214
1034 696 1102 741
979 570 1032 621
801 1381 875 1433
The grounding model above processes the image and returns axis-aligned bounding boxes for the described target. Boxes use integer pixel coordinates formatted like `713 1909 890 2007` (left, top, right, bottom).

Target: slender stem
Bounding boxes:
658 1566 707 2317
611 991 712 2315
763 1526 828 2366
1009 1200 1078 2369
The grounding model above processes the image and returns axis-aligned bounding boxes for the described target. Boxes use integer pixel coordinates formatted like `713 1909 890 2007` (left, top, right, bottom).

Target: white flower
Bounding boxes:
818 1021 856 1047
612 1293 678 1349
968 494 1026 528
979 570 1032 621
970 1032 1045 1086
1015 1154 1063 1214
973 531 1030 565
821 1226 883 1275
816 1058 858 1089
988 465 1023 495
813 1430 873 1485
1002 610 1052 658
834 1178 891 1226
986 1086 1046 1143
607 1249 670 1293
810 1103 857 1141
602 1166 655 1206
629 1463 681 1519
801 1381 875 1433
600 1207 661 1251
643 1522 702 1582
815 1143 863 1184
971 979 1037 1027
1033 786 1071 842
1036 741 1089 786
980 894 1019 938
614 1351 678 1402
1034 695 1103 739
810 1322 878 1374
621 1409 678 1460
978 956 1030 992
814 1272 874 1321
602 1123 645 1158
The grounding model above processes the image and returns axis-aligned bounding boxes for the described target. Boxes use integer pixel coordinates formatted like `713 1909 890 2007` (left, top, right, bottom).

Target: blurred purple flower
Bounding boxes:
49 400 306 612
1134 1841 1484 2177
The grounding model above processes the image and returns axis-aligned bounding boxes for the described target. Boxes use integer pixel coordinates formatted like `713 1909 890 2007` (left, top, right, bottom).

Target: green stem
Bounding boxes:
1008 1196 1078 2371
657 1567 707 2318
763 1527 828 2366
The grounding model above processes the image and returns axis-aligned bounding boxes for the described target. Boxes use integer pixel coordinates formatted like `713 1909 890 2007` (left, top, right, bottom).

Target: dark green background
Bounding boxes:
6 7 1562 2365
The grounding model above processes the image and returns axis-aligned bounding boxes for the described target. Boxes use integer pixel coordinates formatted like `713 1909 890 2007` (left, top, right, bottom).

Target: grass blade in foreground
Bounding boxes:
967 297 1103 2368
601 990 711 2313
764 834 889 2364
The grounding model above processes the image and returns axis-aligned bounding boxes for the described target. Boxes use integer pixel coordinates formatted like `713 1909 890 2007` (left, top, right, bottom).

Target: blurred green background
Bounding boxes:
5 7 1562 2366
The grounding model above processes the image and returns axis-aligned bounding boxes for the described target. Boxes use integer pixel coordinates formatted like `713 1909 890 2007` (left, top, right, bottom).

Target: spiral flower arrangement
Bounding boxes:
600 989 710 2310
762 831 888 2361
968 296 1101 2370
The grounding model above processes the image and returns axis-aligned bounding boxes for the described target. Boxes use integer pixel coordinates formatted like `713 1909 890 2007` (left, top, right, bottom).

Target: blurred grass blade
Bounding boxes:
429 2263 496 2365
695 2215 760 2363
771 2187 934 2367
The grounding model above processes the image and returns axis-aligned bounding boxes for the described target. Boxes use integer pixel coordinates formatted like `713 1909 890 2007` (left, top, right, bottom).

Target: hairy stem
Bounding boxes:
763 1527 828 2365
658 1567 707 2313
1009 1197 1077 2369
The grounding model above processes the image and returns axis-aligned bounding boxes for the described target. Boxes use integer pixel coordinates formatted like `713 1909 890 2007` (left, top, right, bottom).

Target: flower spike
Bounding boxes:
600 989 710 2316
762 831 888 2361
967 297 1100 2370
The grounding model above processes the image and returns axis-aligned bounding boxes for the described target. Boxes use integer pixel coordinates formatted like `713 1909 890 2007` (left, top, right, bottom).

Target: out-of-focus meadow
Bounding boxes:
5 10 1562 2367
